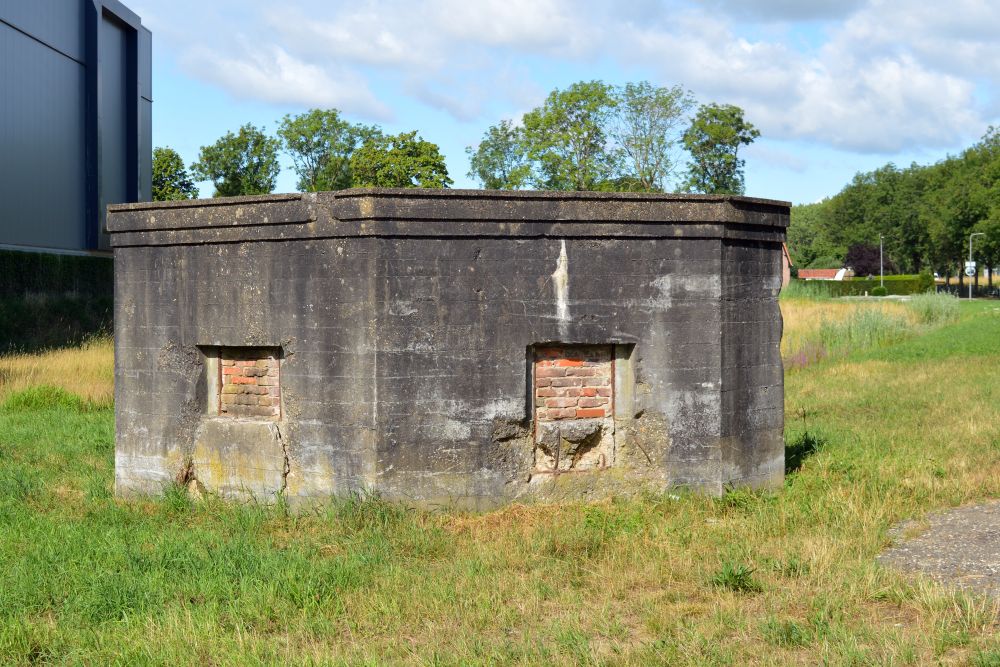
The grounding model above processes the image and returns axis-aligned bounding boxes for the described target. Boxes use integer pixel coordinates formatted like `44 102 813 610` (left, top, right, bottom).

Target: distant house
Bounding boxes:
798 268 851 281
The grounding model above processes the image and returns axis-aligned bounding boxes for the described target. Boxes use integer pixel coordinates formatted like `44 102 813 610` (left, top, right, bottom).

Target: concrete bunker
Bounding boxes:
108 189 789 509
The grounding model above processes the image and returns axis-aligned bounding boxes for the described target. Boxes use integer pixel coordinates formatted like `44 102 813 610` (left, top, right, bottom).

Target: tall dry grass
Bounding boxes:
780 299 912 358
0 337 113 406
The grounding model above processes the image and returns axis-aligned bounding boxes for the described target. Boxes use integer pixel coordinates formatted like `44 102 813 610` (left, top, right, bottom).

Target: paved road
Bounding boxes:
879 501 1000 598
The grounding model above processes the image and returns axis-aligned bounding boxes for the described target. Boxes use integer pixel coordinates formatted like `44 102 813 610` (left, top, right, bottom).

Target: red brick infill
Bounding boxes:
219 349 280 419
534 345 613 421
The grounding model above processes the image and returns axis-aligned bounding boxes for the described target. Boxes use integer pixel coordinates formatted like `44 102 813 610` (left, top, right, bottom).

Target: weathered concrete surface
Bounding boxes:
108 189 789 509
879 501 1000 598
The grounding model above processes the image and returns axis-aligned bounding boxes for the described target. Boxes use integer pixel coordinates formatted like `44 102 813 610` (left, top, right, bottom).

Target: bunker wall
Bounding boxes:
109 189 789 508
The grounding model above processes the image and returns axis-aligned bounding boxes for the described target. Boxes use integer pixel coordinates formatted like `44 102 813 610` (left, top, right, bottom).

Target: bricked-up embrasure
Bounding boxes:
534 345 613 421
219 348 280 419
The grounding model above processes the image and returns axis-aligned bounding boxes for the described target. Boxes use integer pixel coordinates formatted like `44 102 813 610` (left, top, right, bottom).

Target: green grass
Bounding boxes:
0 301 998 664
784 293 965 371
780 279 832 301
817 307 910 355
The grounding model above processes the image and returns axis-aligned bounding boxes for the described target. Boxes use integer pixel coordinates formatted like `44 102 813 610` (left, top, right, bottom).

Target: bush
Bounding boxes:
871 286 888 296
916 273 935 293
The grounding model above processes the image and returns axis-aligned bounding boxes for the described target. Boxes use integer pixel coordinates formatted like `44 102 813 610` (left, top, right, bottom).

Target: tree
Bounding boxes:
681 103 759 194
845 242 896 277
349 131 452 188
610 82 695 192
466 120 532 190
521 81 620 190
152 147 198 201
277 109 379 192
190 124 281 197
784 126 1000 284
788 202 838 268
973 215 1000 287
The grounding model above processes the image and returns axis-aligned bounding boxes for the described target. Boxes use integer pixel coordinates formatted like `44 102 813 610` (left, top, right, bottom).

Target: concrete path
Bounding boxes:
879 501 1000 598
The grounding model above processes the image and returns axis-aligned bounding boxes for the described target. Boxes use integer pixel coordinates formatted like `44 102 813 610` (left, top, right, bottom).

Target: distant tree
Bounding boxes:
471 80 703 193
350 131 452 188
785 126 1000 285
466 120 532 190
845 242 896 277
152 147 197 201
681 103 759 194
788 202 831 268
973 215 1000 286
592 175 648 192
807 255 844 269
190 123 281 197
277 109 379 192
521 81 620 190
610 82 695 192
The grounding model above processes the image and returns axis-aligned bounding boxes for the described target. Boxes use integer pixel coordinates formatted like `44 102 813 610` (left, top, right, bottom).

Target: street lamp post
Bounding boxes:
879 234 884 289
969 232 985 300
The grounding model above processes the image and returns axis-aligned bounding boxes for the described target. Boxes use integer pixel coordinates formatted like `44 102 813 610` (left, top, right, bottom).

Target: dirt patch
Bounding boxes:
879 501 1000 598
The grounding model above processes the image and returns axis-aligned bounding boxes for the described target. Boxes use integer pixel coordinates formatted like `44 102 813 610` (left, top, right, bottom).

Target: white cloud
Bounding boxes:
179 44 392 120
428 0 594 55
144 0 996 157
619 3 990 153
263 8 437 70
703 0 867 22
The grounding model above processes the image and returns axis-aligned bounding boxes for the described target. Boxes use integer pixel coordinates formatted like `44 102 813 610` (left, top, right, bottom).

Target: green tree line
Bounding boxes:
154 80 759 202
789 127 1000 283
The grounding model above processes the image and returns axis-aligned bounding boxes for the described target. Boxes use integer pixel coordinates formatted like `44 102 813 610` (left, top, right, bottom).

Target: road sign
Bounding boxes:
965 261 976 277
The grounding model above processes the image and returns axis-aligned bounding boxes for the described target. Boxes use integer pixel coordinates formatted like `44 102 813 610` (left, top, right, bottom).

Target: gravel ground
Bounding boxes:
879 501 1000 598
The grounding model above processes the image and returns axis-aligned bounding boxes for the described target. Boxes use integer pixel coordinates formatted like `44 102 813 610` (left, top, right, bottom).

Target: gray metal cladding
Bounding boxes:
0 0 149 253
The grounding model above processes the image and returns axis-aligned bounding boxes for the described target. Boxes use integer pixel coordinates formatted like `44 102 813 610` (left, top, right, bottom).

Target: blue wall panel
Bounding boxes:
0 21 88 250
0 0 86 62
0 1 150 253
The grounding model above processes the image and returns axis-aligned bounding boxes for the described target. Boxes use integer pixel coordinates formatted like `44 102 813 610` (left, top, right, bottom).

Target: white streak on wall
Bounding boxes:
552 240 570 337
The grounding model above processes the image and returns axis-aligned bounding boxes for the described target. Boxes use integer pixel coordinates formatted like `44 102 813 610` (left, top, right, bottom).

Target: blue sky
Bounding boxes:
134 0 1000 205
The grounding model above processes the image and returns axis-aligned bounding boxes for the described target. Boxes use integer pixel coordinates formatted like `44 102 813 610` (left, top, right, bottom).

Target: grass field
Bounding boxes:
1 300 998 664
0 337 113 406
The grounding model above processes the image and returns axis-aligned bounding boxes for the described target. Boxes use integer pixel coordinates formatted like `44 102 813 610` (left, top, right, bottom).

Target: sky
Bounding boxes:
133 0 1000 205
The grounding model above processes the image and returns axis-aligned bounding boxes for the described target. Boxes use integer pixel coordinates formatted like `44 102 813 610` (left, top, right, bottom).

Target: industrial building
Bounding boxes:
1 0 151 254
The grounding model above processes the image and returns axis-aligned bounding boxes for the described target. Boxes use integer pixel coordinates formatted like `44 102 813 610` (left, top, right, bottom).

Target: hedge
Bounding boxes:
0 250 113 352
0 249 112 298
0 295 113 353
789 274 934 297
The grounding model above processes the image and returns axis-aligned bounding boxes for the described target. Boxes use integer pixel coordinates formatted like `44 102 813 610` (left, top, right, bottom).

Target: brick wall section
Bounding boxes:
220 348 280 419
534 345 613 421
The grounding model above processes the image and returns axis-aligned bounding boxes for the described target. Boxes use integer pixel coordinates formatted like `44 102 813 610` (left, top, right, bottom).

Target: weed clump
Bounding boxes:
710 561 762 594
